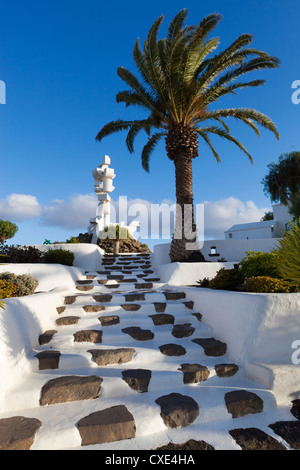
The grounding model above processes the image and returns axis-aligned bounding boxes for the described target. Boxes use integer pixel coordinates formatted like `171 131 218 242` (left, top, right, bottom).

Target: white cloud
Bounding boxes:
0 192 271 241
41 194 98 229
0 194 42 221
202 197 271 239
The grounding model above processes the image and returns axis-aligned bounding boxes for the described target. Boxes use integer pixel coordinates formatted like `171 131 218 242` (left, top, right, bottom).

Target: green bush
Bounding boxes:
101 224 129 241
196 277 210 287
1 246 45 264
0 300 5 309
243 276 293 293
0 273 38 297
44 248 74 266
272 219 300 289
0 279 17 299
239 250 280 279
208 268 245 291
66 236 79 244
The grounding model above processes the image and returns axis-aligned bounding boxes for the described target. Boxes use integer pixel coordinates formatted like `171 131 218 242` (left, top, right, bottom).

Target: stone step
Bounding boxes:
155 393 199 429
77 405 136 446
39 375 103 406
224 390 264 418
192 338 227 357
1 251 291 451
0 416 42 450
228 427 287 450
60 292 199 309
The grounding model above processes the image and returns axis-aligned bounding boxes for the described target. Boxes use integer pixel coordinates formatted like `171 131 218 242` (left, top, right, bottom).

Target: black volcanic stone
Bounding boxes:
225 390 263 418
122 369 152 392
215 363 239 377
172 323 195 338
192 338 227 357
291 400 300 420
155 439 214 451
229 427 286 450
122 326 154 341
39 330 57 345
269 421 300 450
0 416 42 450
159 343 186 356
178 363 210 384
35 350 61 370
149 314 175 325
77 405 136 446
155 393 199 428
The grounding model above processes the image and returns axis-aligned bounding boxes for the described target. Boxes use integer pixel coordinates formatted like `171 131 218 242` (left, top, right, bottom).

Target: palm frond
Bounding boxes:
143 15 169 107
116 90 152 110
166 9 189 45
141 132 166 171
125 118 155 153
196 128 220 162
95 119 133 142
117 67 156 108
200 78 266 109
196 125 253 162
204 108 279 140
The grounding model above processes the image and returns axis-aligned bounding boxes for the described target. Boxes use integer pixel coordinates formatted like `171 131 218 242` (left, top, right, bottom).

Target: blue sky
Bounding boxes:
1 0 299 249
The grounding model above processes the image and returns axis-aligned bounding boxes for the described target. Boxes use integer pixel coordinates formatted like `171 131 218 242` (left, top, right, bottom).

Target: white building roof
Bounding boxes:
225 219 275 233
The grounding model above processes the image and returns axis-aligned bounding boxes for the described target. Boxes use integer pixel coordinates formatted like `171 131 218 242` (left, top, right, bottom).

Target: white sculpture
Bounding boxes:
88 155 140 245
89 155 116 244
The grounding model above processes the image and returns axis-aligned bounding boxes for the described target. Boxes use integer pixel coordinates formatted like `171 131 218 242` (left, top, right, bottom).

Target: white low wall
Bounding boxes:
178 286 300 405
201 238 281 262
32 243 104 271
152 243 171 270
152 242 300 404
0 264 85 292
153 238 281 264
0 289 66 409
157 261 236 286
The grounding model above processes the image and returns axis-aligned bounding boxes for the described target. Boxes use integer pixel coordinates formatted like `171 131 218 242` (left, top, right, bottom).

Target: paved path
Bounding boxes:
0 253 298 450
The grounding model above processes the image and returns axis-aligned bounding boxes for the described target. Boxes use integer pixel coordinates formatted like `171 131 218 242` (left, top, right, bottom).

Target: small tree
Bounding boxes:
101 225 129 255
261 211 273 221
262 151 300 218
0 220 18 243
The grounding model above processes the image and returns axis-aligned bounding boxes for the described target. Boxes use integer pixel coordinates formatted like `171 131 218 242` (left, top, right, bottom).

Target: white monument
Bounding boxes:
88 155 140 244
88 155 116 244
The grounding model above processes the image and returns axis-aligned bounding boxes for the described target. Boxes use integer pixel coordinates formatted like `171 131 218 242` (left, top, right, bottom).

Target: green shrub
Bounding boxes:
101 224 129 241
44 248 74 266
239 250 280 279
1 245 45 264
272 219 300 289
0 273 38 297
66 236 79 244
243 276 294 293
0 300 5 309
208 268 245 291
196 277 210 287
0 279 17 299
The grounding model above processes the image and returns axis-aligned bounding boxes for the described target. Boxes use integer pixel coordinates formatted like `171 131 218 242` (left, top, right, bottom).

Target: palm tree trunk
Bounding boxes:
169 152 199 262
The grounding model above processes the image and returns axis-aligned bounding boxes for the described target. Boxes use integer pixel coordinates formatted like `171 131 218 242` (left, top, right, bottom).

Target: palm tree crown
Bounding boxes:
96 9 279 261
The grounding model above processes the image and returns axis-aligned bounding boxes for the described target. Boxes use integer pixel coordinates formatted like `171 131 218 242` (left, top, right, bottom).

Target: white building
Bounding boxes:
199 203 293 262
224 203 291 240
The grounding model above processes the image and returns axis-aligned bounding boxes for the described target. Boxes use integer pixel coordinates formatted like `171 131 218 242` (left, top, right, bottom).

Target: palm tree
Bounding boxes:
95 9 279 262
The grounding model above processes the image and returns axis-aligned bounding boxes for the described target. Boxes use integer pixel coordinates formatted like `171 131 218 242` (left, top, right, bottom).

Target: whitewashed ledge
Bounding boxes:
167 283 300 406
31 243 104 272
156 261 237 286
152 243 300 405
